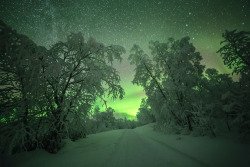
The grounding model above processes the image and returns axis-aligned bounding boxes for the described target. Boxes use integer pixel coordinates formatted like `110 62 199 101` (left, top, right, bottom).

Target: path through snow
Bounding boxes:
2 124 250 167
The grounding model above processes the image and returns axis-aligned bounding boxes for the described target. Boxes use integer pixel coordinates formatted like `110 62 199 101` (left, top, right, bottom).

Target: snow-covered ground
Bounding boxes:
2 123 250 167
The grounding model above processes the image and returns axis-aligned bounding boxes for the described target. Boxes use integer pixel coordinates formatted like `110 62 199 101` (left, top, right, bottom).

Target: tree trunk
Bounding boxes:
186 115 193 131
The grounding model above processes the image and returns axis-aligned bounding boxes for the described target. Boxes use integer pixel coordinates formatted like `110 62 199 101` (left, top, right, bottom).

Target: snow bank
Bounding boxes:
135 123 250 167
3 129 125 167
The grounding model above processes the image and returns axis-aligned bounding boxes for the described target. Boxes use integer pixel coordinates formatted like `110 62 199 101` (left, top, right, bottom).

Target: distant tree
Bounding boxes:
96 107 116 130
85 106 138 133
114 118 126 129
122 118 137 129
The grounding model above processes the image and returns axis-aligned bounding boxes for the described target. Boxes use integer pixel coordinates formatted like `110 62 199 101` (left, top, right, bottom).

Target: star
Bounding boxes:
0 0 249 119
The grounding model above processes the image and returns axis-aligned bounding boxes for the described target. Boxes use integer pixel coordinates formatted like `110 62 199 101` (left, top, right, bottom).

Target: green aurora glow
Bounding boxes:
0 0 249 119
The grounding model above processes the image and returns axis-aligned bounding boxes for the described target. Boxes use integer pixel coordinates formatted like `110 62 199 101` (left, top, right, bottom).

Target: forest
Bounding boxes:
0 19 249 155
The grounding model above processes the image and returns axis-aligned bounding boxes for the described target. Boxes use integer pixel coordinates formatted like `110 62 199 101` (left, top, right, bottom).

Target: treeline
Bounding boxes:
86 106 137 135
0 20 126 154
132 31 250 139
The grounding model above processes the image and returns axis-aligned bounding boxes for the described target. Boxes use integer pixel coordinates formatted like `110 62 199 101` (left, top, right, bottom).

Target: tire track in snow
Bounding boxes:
145 135 210 167
102 128 210 167
102 129 176 167
101 130 128 167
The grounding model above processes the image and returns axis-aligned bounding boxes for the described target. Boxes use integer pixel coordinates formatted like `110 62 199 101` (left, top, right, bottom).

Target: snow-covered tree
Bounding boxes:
129 37 206 133
128 43 182 127
136 98 155 125
191 68 235 137
0 20 126 154
149 37 205 131
218 30 250 138
0 20 48 154
41 32 125 152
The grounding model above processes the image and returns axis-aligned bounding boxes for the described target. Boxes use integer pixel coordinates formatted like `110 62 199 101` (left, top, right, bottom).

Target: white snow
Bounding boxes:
134 124 250 167
2 123 250 167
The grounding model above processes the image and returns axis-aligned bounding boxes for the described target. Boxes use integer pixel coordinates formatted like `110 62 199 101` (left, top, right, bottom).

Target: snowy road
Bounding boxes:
5 124 250 167
101 129 209 167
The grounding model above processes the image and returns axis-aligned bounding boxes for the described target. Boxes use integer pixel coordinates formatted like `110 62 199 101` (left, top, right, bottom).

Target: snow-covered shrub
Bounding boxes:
0 119 40 155
65 112 87 141
222 89 250 139
85 118 98 134
190 103 216 137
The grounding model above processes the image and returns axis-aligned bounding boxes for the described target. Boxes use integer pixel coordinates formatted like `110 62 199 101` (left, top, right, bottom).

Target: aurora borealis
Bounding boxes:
0 0 249 119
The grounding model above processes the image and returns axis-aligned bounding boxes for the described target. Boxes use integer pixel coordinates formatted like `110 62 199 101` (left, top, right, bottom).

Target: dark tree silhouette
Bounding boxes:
0 20 48 154
217 30 250 75
218 30 250 138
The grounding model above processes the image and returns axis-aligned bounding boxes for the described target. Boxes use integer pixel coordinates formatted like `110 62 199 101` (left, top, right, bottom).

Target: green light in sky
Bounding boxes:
97 80 145 119
1 0 248 119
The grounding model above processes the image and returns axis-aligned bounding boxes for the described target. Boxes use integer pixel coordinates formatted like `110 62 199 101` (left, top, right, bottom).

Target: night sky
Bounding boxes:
1 0 249 119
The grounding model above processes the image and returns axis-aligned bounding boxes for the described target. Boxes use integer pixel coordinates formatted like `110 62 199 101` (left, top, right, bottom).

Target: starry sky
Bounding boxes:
0 0 249 119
